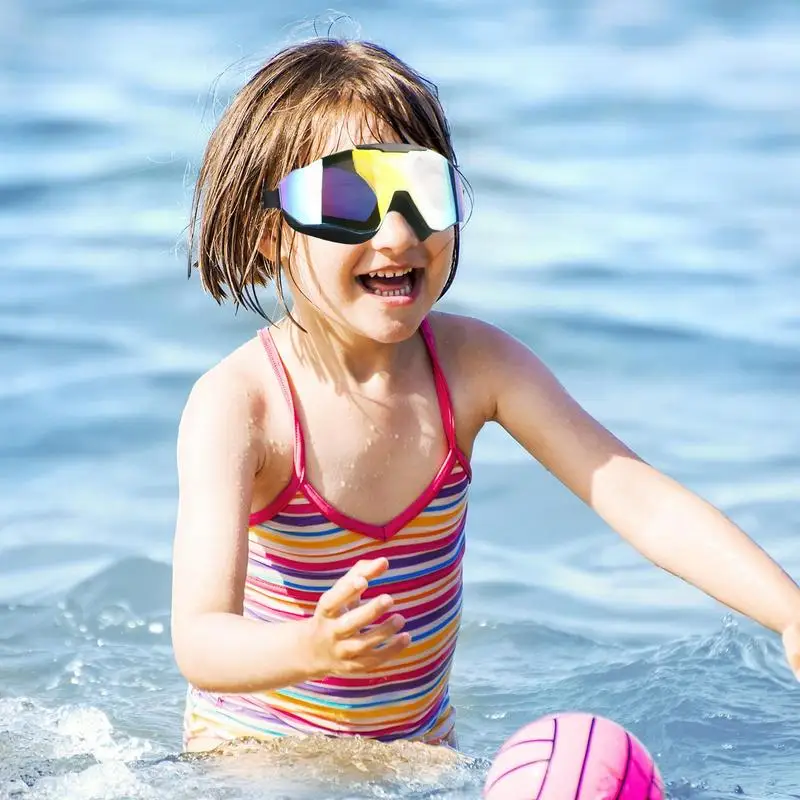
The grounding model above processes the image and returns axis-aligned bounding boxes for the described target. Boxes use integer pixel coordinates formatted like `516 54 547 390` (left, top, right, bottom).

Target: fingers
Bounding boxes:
358 614 407 650
356 557 390 580
336 594 394 638
311 558 403 677
338 611 405 651
316 558 389 619
316 575 366 620
339 630 412 673
361 631 412 666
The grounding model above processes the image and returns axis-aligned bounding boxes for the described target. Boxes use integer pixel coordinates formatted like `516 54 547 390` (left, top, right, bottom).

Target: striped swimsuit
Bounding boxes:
183 318 471 749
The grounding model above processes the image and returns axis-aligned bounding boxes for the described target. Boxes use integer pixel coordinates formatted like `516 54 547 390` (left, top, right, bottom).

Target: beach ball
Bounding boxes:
483 712 664 800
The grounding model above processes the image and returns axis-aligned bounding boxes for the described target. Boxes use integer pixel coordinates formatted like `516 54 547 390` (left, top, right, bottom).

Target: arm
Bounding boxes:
474 321 800 638
170 370 316 692
170 368 409 693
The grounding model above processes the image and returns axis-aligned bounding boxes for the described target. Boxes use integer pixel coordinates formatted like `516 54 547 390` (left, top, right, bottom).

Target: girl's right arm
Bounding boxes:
170 368 408 694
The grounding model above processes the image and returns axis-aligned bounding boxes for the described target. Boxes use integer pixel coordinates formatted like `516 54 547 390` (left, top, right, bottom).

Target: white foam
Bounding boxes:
0 697 154 763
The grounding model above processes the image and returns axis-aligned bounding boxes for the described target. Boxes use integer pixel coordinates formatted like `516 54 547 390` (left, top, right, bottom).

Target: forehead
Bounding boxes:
316 110 405 160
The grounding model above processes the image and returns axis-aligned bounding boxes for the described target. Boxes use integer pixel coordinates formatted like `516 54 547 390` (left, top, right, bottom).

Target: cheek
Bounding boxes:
425 229 455 266
289 235 362 292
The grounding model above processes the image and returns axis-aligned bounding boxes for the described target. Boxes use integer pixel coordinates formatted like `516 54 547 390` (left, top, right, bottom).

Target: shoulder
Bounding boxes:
425 311 536 371
177 335 270 468
180 336 267 426
425 312 544 421
426 312 558 420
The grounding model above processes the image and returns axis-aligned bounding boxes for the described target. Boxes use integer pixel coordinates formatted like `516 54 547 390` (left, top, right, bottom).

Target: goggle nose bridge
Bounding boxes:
381 189 435 242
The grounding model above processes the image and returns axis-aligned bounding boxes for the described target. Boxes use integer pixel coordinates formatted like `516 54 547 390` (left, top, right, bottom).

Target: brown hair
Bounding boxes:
187 38 465 321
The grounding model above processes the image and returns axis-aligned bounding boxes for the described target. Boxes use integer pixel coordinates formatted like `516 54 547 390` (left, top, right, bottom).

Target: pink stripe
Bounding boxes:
244 575 314 600
300 451 459 541
249 478 301 526
313 646 454 689
252 466 466 532
381 552 465 595
250 549 370 574
419 320 472 481
268 689 446 739
246 548 464 606
249 525 463 574
398 580 461 619
258 328 305 477
243 602 305 621
251 462 468 538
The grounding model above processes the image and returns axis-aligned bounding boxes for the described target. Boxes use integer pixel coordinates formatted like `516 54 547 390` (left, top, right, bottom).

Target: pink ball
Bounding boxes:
483 712 664 800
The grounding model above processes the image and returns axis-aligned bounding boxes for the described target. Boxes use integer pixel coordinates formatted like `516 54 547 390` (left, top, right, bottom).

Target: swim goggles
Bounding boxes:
261 143 465 244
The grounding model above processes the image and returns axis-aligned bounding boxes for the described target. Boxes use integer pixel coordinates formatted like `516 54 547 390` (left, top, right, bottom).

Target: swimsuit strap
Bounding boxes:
257 328 306 480
258 319 456 481
418 318 458 451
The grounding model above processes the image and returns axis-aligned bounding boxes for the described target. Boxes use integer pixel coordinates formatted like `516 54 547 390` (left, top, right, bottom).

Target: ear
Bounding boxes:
257 233 273 262
257 222 284 266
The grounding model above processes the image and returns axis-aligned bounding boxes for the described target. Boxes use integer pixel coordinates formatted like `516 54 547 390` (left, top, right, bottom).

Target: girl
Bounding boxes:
171 38 800 753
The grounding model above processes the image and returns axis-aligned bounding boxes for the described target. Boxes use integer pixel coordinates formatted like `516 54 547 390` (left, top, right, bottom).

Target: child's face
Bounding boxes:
273 115 456 344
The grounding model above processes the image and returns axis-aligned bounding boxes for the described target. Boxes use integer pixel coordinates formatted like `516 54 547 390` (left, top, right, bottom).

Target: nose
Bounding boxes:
370 210 421 252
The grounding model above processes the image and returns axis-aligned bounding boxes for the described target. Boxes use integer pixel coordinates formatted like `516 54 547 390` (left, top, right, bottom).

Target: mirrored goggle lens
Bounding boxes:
352 148 462 232
322 166 378 226
277 147 463 233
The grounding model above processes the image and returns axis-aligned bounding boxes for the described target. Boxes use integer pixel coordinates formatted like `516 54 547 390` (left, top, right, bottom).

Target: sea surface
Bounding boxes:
2 0 799 798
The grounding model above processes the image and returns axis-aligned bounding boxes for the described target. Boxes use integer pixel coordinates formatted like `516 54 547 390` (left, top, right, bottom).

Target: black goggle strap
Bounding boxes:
262 187 281 210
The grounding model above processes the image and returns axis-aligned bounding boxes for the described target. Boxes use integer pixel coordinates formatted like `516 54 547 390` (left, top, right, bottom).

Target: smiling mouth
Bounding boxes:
356 268 420 298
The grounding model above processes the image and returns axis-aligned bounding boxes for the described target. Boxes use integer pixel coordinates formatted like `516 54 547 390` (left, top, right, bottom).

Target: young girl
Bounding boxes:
171 38 800 754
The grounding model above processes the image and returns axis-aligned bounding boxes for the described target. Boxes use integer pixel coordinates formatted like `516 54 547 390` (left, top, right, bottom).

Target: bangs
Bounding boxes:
286 94 451 175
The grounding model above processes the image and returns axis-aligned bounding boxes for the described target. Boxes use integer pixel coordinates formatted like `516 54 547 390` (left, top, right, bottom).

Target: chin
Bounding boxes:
355 308 431 345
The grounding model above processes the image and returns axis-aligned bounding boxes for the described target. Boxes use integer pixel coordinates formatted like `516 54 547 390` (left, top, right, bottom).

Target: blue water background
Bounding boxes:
1 1 799 797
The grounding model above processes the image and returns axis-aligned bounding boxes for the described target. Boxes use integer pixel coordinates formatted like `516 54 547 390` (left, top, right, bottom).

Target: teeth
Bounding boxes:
370 286 412 297
366 268 413 278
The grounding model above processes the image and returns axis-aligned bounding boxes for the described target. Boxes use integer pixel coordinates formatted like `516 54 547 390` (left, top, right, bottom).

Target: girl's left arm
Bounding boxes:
472 320 800 677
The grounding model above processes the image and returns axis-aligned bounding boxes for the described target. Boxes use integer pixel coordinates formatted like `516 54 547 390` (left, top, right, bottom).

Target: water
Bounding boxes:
2 0 799 797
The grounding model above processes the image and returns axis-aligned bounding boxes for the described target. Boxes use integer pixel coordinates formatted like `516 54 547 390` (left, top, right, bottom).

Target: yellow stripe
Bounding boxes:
260 673 451 726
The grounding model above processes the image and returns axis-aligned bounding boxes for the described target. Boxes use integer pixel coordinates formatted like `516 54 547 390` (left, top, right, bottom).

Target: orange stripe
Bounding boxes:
366 623 460 679
250 496 467 547
404 507 466 531
393 571 461 606
261 674 450 725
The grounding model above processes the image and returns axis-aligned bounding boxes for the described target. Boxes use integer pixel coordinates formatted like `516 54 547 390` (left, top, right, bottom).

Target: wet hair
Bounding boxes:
187 38 466 321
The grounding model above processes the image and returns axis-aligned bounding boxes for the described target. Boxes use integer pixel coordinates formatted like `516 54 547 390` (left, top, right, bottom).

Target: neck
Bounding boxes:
281 309 420 386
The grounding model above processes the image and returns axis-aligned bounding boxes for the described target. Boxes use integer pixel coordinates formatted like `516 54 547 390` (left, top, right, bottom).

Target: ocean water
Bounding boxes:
2 0 800 798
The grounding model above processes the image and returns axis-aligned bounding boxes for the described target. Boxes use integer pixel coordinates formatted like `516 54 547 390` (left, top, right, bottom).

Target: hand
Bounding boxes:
782 622 800 681
305 557 410 678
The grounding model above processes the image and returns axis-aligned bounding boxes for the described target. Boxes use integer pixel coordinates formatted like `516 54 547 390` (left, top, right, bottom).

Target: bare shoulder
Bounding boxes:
426 312 553 423
425 312 526 426
177 336 270 470
426 311 538 375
